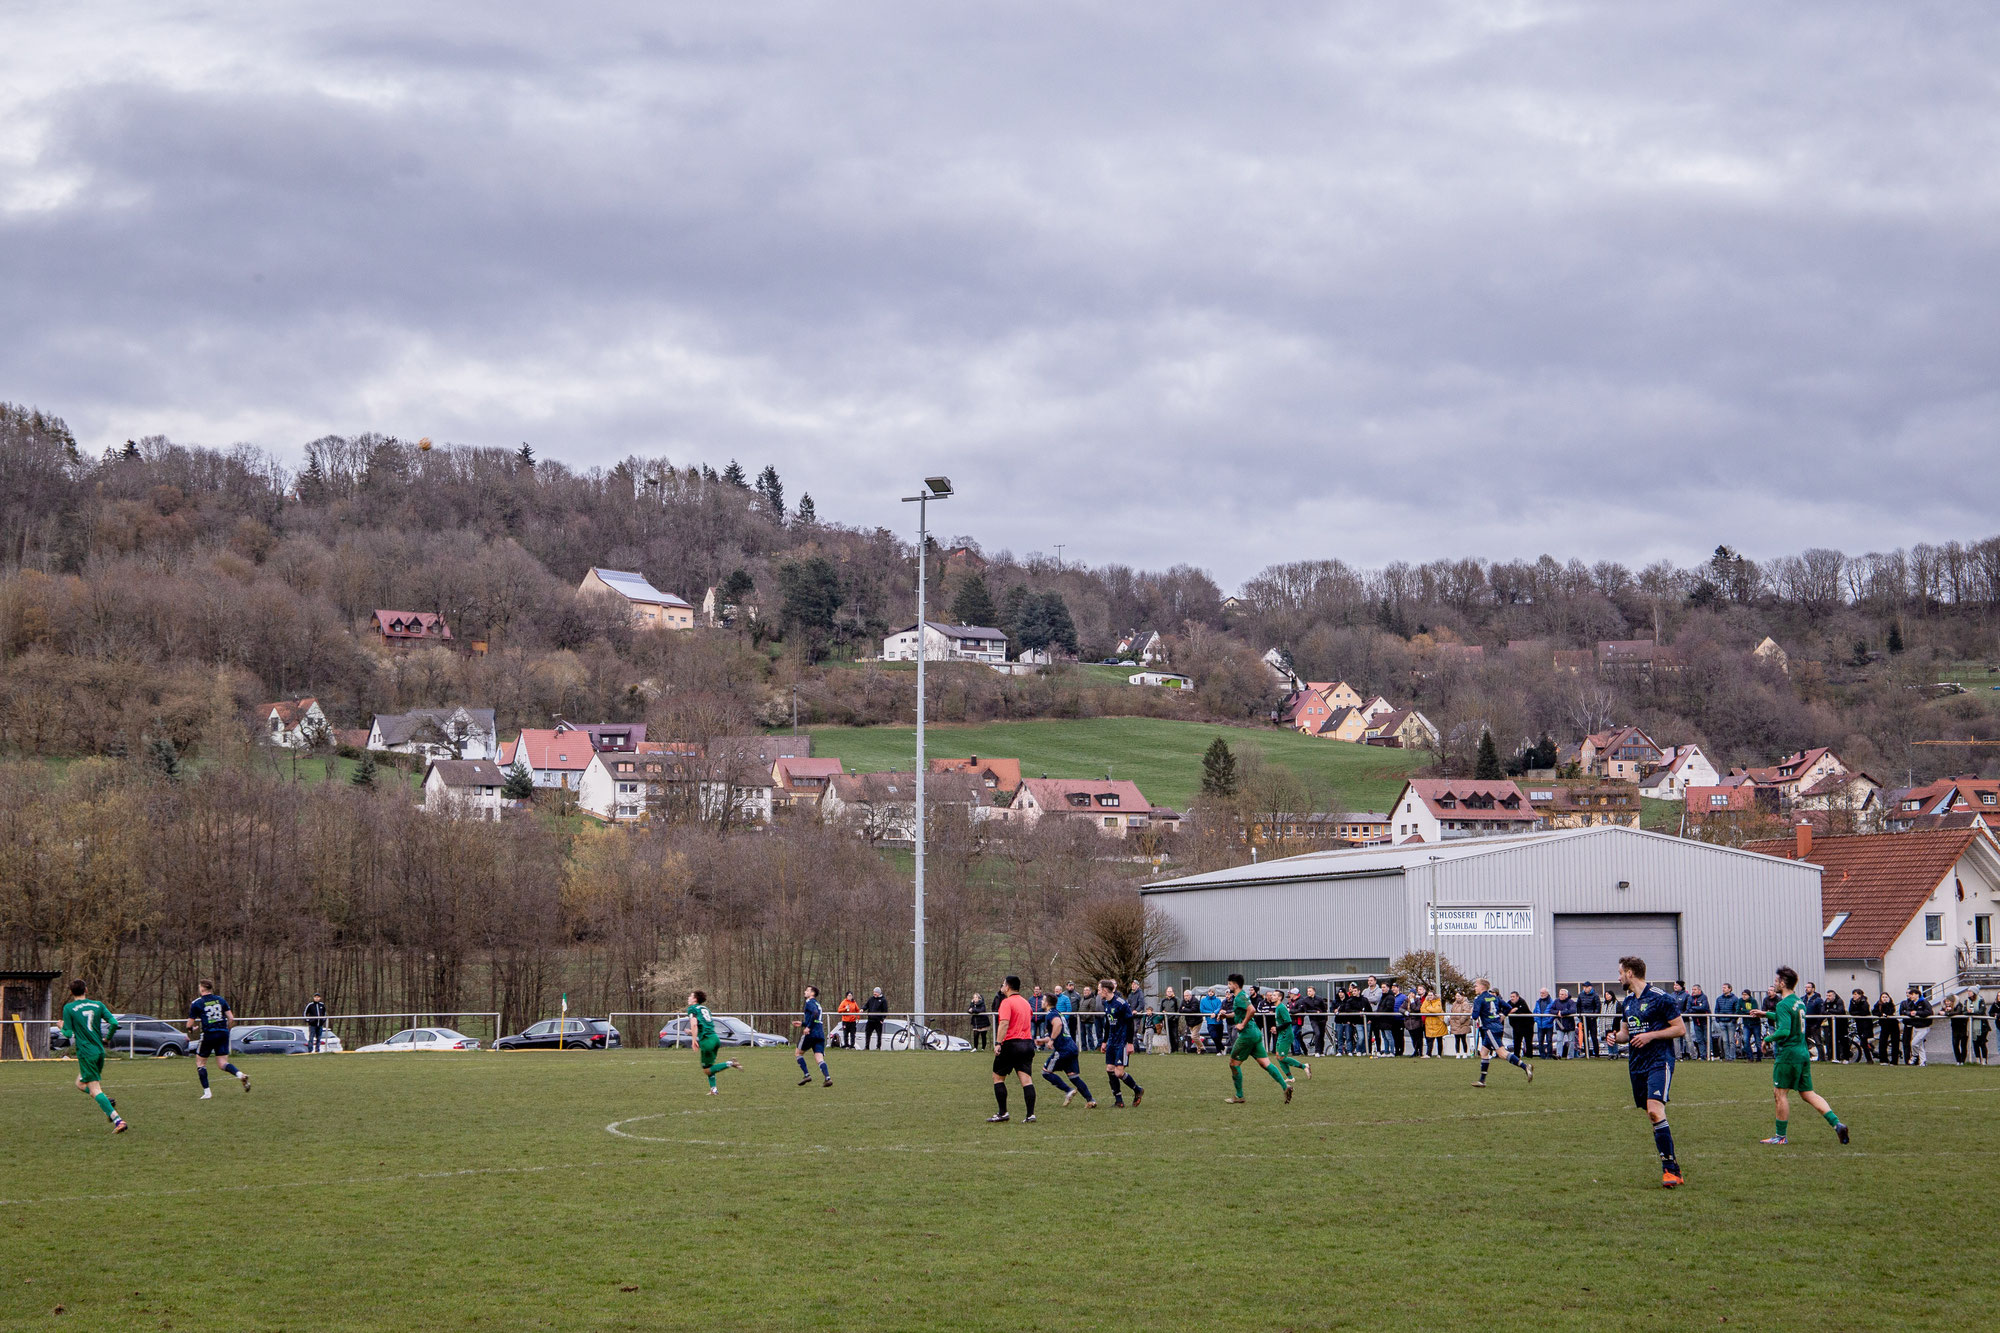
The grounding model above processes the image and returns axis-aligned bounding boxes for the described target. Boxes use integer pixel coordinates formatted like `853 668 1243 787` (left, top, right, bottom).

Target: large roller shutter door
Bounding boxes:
1554 914 1680 988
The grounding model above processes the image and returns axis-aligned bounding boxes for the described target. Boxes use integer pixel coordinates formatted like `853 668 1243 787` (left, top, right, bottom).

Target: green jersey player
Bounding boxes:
1759 967 1850 1147
1222 975 1291 1104
62 979 127 1133
1268 990 1309 1079
686 991 741 1095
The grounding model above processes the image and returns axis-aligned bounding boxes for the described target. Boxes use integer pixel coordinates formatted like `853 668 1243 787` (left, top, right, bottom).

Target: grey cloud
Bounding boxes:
3 3 1997 586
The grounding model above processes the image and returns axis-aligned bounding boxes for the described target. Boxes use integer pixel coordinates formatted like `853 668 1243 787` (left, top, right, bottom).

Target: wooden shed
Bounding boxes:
1 970 62 1059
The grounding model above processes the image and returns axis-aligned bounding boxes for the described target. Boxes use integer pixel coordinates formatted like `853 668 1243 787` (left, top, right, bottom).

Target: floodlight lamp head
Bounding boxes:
924 476 953 497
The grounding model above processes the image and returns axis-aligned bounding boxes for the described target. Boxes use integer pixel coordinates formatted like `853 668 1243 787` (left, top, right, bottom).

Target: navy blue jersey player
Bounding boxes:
1097 980 1144 1107
186 980 248 1099
793 986 832 1087
1608 955 1686 1188
1039 1008 1095 1107
1470 977 1532 1087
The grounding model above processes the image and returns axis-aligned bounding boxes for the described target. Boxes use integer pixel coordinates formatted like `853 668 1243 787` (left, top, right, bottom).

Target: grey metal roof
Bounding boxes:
1141 824 1808 895
591 568 690 608
427 760 505 787
894 621 1007 640
373 708 497 746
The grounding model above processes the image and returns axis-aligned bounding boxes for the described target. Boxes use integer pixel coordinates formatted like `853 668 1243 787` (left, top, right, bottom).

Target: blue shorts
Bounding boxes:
198 1032 231 1058
1479 1025 1507 1051
1630 1062 1674 1109
1044 1050 1079 1075
1103 1041 1128 1066
798 1034 824 1054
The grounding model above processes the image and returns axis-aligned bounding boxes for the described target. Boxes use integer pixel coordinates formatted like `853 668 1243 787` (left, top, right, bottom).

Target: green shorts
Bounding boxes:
1773 1050 1813 1092
697 1038 723 1070
1276 1031 1297 1057
1229 1030 1268 1062
75 1052 104 1085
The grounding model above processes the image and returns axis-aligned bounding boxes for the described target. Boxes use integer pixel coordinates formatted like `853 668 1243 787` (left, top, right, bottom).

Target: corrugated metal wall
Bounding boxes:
1149 829 1824 995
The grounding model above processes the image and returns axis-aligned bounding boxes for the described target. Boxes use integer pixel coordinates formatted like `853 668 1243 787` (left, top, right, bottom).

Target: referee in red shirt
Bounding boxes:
988 977 1038 1123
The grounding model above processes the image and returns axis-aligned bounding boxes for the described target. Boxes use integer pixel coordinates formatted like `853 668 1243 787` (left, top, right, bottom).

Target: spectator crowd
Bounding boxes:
961 976 2000 1067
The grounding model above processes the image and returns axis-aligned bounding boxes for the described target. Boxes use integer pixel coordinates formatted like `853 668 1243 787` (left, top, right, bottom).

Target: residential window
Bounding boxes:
1924 914 1943 943
1103 816 1117 828
1823 912 1849 939
1983 793 1997 806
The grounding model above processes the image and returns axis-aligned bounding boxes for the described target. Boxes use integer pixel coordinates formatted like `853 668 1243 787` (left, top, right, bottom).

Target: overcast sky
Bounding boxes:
4 4 1997 587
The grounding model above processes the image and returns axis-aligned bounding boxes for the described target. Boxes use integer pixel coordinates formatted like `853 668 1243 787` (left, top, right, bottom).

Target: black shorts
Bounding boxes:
198 1031 231 1058
1630 1062 1674 1109
799 1034 825 1054
993 1038 1035 1076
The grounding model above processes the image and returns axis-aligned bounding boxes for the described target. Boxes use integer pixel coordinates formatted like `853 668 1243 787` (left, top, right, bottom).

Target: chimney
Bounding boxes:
1794 821 1813 860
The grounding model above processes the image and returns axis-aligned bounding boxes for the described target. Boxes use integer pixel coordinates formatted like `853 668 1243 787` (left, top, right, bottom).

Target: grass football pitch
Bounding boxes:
5 1049 1995 1331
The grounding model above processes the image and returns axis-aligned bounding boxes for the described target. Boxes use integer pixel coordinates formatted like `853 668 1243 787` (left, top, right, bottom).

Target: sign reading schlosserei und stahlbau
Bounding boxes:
1428 906 1534 935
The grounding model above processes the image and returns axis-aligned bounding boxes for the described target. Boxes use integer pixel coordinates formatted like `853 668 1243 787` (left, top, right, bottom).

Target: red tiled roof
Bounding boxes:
775 756 844 787
1685 784 1760 813
930 756 1022 792
1021 778 1153 814
501 729 596 772
1401 779 1537 821
1744 828 1991 960
261 698 318 727
374 610 453 640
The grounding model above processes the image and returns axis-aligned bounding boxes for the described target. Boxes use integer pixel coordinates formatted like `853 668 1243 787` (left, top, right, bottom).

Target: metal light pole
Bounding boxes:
902 476 953 1032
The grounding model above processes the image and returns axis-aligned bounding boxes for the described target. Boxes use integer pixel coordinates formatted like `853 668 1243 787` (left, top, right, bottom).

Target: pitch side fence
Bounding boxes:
14 1009 1994 1065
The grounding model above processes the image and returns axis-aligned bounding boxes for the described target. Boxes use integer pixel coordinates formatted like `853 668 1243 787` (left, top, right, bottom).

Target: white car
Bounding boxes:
355 1027 481 1052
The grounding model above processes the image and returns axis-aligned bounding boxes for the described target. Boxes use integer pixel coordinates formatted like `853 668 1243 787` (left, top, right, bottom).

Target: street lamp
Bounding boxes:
901 476 952 1032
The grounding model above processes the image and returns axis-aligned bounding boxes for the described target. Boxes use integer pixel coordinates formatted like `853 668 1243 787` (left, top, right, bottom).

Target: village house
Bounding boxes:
1747 824 2000 1000
1737 747 1851 804
1886 777 2000 832
1638 744 1720 801
368 707 499 762
496 725 600 791
881 621 1009 664
1012 777 1156 838
421 759 508 821
1114 629 1166 665
1363 708 1440 749
1389 779 1542 844
576 735 808 824
1682 778 1776 838
1790 769 1884 833
255 698 328 749
1128 670 1192 688
578 567 694 629
1752 636 1790 674
1597 639 1679 676
699 585 758 628
1578 726 1664 781
773 755 845 811
1525 781 1643 830
1260 648 1303 692
820 770 982 843
1246 812 1354 852
372 610 454 647
930 755 1022 806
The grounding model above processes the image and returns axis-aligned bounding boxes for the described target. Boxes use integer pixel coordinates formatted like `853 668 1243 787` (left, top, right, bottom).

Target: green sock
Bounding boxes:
706 1070 717 1089
1231 1066 1244 1097
1824 1109 1840 1127
1266 1062 1289 1088
93 1092 116 1121
1775 1119 1788 1138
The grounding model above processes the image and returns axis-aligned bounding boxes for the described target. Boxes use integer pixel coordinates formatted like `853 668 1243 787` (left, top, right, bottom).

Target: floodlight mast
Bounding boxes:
900 477 952 1032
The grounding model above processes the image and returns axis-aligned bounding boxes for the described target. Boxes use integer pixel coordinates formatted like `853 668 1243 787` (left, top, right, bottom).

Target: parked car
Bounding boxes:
656 1015 787 1048
495 1018 622 1051
871 1018 971 1052
50 1015 190 1058
355 1028 481 1052
228 1024 344 1055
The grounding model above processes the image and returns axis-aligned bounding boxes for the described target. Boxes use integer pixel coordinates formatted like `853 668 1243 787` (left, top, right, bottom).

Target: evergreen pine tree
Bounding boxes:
701 463 720 483
1474 729 1502 780
145 737 182 782
795 494 817 525
755 465 784 518
998 584 1031 640
352 752 379 789
950 572 998 628
502 758 535 801
1037 592 1079 655
720 568 755 608
722 460 749 488
1200 737 1238 798
121 439 141 461
517 442 535 468
1887 621 1904 654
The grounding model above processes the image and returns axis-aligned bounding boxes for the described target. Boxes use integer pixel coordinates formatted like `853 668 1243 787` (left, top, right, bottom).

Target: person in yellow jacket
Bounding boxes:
1421 988 1447 1058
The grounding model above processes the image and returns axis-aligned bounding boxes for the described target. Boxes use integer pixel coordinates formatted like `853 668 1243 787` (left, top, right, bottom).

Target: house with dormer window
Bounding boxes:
1013 778 1156 838
1391 779 1543 844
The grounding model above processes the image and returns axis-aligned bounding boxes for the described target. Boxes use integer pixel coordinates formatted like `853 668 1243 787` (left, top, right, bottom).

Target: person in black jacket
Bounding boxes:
1874 993 1900 1065
862 987 888 1050
1506 991 1534 1062
1576 982 1604 1058
967 992 990 1050
1848 988 1873 1063
1945 994 1970 1065
1378 984 1404 1057
1303 987 1328 1056
304 993 327 1053
1821 988 1847 1062
1902 987 1933 1065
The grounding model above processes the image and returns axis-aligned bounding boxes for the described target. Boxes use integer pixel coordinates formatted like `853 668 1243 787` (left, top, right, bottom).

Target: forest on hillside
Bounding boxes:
3 399 1997 1014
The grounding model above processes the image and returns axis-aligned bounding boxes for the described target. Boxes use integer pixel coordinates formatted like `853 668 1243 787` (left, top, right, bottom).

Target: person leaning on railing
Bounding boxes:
966 992 990 1051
